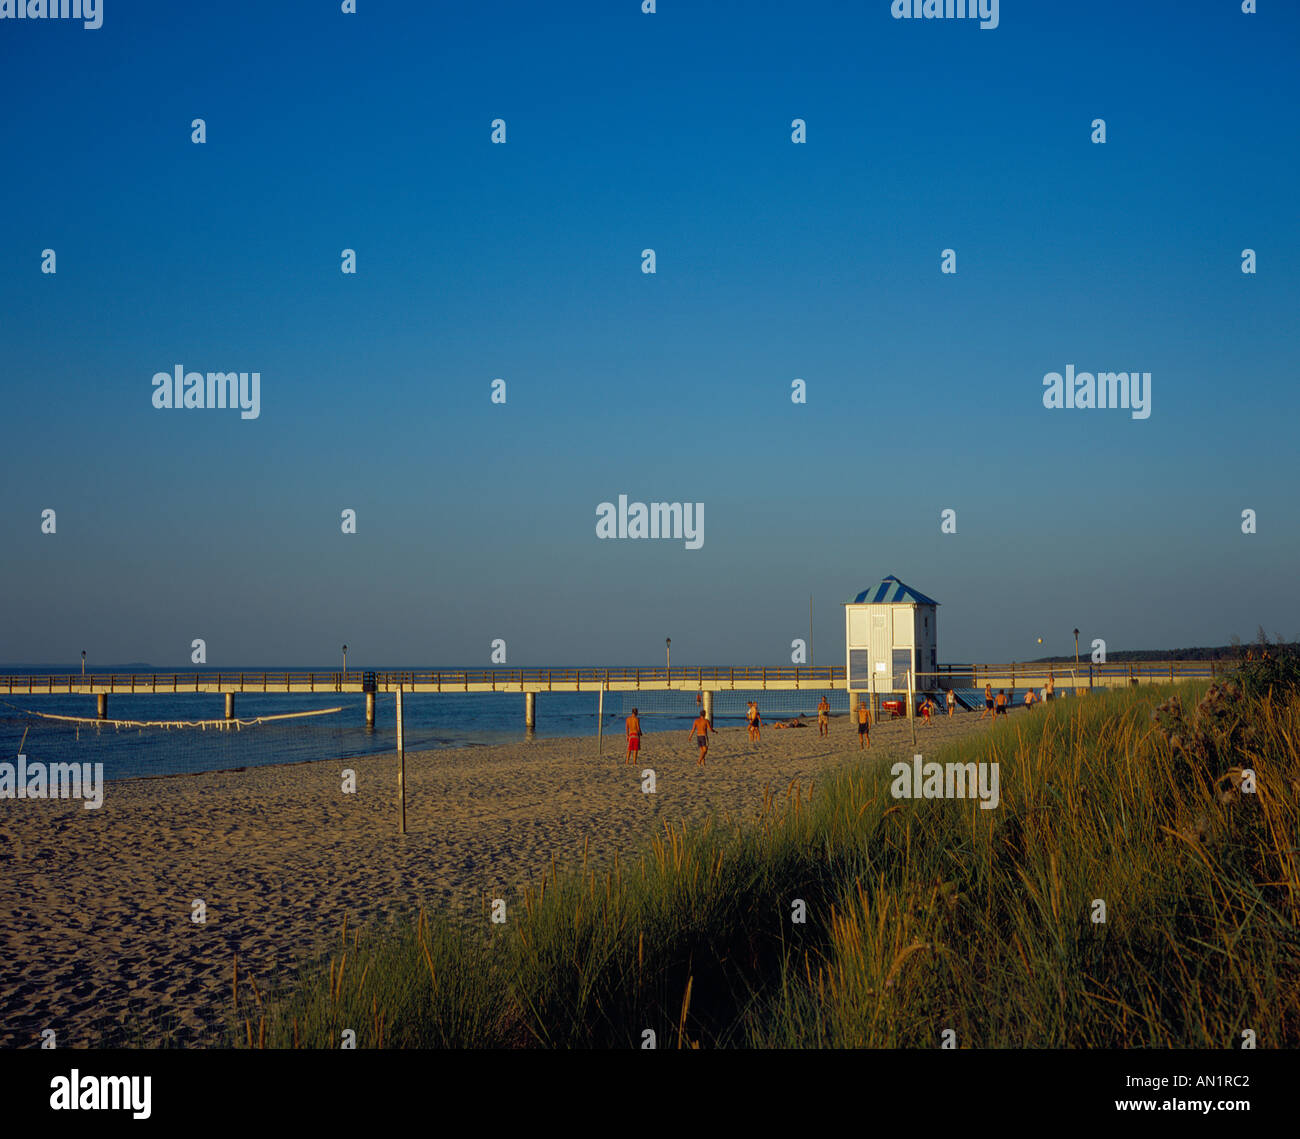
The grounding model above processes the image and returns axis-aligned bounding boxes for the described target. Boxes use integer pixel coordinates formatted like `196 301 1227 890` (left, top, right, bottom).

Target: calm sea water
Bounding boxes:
0 668 852 781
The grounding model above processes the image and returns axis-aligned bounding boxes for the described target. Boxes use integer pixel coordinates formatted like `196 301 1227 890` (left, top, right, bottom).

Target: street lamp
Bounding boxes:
666 637 671 677
81 649 86 677
1073 629 1080 669
342 644 348 675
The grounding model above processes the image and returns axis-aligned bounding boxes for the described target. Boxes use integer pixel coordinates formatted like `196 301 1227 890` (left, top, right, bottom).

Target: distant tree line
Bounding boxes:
1031 627 1298 663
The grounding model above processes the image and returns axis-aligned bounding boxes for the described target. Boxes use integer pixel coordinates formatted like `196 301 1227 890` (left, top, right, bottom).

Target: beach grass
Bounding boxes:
248 671 1300 1048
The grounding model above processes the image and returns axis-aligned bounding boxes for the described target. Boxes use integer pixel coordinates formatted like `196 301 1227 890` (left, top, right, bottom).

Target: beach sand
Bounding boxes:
0 706 1015 1047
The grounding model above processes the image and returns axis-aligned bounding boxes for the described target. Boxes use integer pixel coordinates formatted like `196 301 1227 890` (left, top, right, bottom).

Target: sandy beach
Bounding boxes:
0 707 1012 1048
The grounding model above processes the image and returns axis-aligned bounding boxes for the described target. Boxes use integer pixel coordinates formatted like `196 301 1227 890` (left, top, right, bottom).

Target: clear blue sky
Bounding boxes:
2 1 1297 668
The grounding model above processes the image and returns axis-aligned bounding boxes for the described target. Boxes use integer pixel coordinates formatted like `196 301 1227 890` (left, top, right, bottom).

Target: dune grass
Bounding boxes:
243 675 1300 1048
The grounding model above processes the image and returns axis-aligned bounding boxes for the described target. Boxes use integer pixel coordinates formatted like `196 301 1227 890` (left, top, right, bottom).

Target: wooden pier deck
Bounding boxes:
0 661 1220 699
1 661 1224 729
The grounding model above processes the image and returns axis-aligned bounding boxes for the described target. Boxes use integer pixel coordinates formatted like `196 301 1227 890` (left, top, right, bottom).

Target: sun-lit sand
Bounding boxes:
0 706 1018 1047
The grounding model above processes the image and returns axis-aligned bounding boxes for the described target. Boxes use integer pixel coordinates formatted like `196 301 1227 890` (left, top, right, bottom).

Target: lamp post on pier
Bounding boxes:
81 649 86 677
666 637 671 682
342 644 348 676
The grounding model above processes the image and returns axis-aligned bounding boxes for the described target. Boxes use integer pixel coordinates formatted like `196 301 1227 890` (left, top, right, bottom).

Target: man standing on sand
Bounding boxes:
856 700 871 749
980 682 994 720
688 710 714 767
817 695 830 737
1046 673 1055 702
625 707 643 764
995 689 1009 716
946 688 956 717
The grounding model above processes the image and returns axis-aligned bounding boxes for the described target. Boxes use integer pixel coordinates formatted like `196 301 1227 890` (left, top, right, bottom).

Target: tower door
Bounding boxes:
870 612 889 688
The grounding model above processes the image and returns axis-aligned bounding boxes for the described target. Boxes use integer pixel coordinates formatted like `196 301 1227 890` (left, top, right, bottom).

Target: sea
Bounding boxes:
0 667 857 782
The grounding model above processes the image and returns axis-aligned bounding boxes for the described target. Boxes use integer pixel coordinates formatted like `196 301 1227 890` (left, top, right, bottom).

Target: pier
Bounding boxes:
2 661 1222 726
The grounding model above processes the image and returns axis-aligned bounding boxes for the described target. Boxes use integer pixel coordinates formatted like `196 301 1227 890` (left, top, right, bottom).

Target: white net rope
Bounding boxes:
0 700 343 732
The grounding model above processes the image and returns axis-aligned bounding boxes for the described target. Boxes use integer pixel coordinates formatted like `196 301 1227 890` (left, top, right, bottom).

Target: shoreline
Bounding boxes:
12 712 865 788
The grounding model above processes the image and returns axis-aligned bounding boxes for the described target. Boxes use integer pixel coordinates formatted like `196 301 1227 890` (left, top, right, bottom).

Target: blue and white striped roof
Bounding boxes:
850 575 940 606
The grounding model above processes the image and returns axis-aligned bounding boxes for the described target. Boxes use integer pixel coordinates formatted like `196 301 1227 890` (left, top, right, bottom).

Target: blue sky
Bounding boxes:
2 1 1297 668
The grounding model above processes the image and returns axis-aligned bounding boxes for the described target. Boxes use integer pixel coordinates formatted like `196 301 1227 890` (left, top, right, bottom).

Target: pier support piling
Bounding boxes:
525 691 536 731
97 694 107 720
702 690 714 723
849 691 859 721
225 693 234 720
365 691 376 729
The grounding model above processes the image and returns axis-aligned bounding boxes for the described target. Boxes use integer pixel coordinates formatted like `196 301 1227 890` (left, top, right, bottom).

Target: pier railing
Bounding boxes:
1 660 1224 696
1 665 843 694
920 661 1222 689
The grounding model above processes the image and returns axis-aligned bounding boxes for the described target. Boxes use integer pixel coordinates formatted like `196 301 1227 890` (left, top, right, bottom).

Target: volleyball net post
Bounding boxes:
396 686 407 836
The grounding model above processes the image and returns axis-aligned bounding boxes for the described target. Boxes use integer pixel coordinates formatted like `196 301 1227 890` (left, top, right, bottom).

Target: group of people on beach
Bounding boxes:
622 696 826 767
979 688 1011 718
621 674 1060 766
623 705 719 767
913 689 962 723
978 674 1055 719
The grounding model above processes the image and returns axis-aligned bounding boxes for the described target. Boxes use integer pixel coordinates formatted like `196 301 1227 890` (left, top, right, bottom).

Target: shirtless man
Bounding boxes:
856 701 871 749
625 707 642 764
688 710 714 767
817 695 830 737
980 682 994 720
1045 673 1055 702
